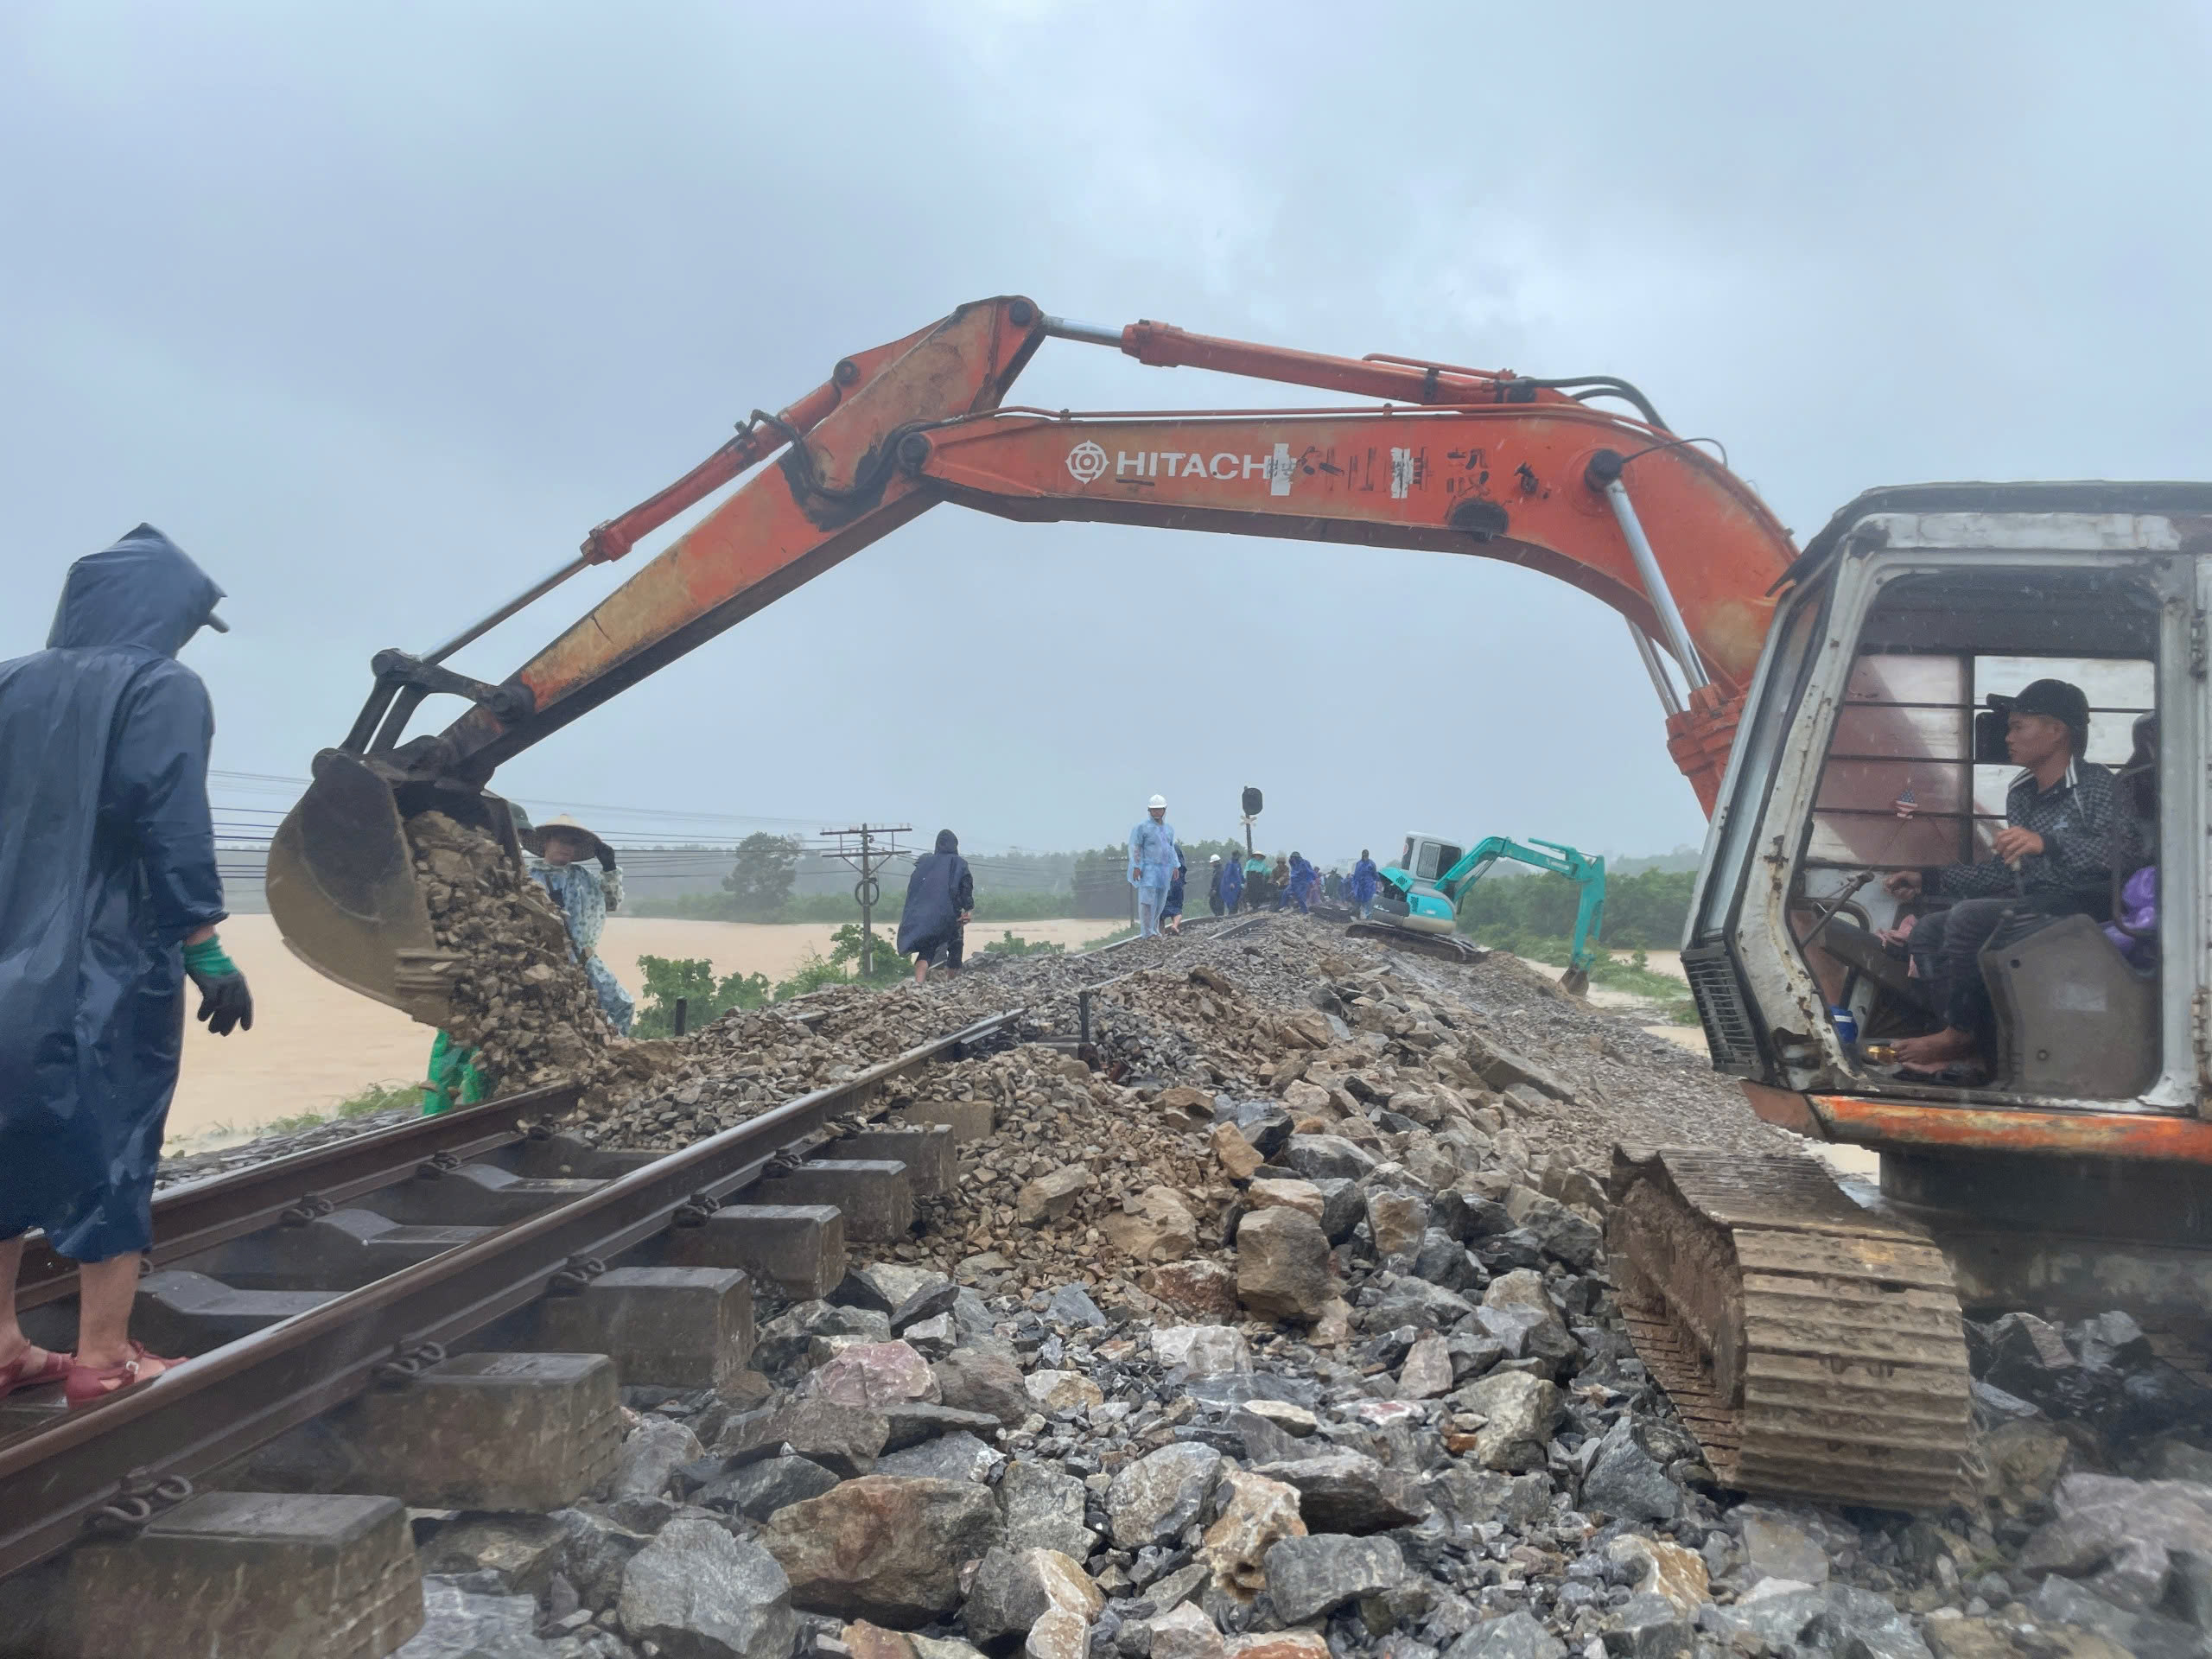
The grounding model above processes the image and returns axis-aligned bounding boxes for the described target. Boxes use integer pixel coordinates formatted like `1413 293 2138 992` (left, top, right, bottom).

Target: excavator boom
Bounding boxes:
270 293 1795 1024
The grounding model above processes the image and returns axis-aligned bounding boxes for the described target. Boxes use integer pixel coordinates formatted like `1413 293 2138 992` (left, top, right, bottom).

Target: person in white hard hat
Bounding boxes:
1206 854 1226 917
1127 794 1178 938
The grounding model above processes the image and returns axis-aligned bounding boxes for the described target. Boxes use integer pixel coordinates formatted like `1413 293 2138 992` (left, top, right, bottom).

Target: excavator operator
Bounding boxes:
1884 678 2128 1074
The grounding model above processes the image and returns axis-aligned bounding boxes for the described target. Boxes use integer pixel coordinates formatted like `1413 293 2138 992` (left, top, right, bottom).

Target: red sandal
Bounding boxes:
0 1346 71 1399
64 1342 182 1408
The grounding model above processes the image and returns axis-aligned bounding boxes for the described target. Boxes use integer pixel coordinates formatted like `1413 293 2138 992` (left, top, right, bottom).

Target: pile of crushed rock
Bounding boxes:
360 913 2212 1659
407 811 664 1111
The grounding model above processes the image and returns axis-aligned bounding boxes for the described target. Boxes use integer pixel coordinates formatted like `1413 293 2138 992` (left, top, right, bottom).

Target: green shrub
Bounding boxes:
981 930 1065 957
633 956 774 1037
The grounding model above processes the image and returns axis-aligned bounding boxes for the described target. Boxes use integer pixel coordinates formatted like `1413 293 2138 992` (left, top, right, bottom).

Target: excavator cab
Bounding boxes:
1375 835 1466 932
1678 482 2212 1318
1605 483 2212 1509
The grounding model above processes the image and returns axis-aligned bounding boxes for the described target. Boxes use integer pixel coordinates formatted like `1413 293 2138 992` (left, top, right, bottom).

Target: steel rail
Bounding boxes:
16 1084 579 1313
0 1008 1020 1580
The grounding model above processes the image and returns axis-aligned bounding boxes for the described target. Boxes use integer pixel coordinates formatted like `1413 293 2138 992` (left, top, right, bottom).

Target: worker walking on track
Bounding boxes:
1128 795 1178 938
1220 851 1245 914
898 829 973 984
0 527 253 1405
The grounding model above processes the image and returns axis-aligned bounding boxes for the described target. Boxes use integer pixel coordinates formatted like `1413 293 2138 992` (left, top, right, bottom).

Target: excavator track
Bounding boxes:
1607 1147 1973 1511
1343 922 1487 963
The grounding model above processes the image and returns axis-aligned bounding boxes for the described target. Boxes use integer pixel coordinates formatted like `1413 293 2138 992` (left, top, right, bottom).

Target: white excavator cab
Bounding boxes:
1688 485 2202 1116
1608 486 2212 1510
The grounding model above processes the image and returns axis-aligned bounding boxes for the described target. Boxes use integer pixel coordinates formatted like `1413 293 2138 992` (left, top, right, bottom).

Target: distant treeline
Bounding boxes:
1454 866 1694 951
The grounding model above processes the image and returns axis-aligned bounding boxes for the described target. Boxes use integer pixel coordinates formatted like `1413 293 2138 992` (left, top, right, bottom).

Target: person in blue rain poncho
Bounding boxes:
0 526 254 1406
1286 851 1318 913
898 830 974 985
1220 853 1245 914
1350 849 1380 920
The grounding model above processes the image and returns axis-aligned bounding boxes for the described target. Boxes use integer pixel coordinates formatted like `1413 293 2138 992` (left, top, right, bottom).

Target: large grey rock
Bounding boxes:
619 1517 796 1659
761 1476 1003 1627
1366 1277 1476 1332
552 1507 652 1610
1735 1507 1829 1586
963 1547 1104 1653
1107 1443 1224 1548
1235 1208 1334 1323
1001 1461 1097 1559
754 1301 890 1373
715 1398 887 1478
1313 1178 1365 1244
1451 1372 1560 1472
934 1349 1032 1426
1703 1581 1823 1651
1153 1325 1252 1379
611 1415 707 1501
1802 1585 1929 1659
395 1577 556 1658
1262 1534 1405 1624
1254 1452 1424 1535
1441 1611 1565 1659
1579 1418 1680 1524
1601 1592 1689 1659
707 1455 842 1520
1281 1136 1377 1183
2019 1472 2212 1611
843 1264 950 1316
876 1429 1002 1483
1423 1468 1551 1532
1411 1230 1484 1294
2030 1573 2201 1659
1503 1191 1601 1271
418 1513 568 1597
1046 1285 1108 1328
882 1403 1004 1451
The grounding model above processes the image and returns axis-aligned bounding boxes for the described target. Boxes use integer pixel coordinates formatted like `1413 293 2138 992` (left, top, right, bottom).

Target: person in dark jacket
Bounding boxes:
897 830 974 984
1885 678 2127 1071
0 526 251 1406
1207 855 1225 916
1162 846 1189 934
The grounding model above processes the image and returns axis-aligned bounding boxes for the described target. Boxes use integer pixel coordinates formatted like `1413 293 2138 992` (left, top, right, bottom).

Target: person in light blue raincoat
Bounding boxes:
525 817 635 1034
1128 794 1178 938
0 526 253 1404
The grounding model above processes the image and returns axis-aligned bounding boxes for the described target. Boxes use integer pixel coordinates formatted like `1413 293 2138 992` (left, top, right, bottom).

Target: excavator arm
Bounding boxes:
269 294 1795 1020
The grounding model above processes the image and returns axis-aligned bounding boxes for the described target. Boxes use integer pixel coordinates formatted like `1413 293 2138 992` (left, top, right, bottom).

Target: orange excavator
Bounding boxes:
270 295 2211 1510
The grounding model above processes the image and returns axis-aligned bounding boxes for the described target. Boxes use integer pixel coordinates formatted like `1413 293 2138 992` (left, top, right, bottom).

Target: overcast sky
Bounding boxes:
4 4 2206 868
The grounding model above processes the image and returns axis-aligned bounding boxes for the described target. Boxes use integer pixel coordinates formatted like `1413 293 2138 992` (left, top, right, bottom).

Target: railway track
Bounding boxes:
0 1007 1021 1613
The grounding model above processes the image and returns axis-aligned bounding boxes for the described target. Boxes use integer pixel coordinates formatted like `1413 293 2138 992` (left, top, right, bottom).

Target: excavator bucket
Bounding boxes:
265 752 519 1027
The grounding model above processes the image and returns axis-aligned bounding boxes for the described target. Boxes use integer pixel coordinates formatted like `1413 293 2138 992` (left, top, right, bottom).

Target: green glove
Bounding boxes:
183 933 253 1036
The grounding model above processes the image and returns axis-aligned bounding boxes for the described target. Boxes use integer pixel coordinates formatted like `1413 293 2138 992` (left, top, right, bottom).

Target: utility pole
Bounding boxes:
814 824 913 978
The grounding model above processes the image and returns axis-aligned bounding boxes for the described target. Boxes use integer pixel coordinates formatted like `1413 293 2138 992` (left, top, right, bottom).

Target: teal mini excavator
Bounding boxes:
1365 834 1608 993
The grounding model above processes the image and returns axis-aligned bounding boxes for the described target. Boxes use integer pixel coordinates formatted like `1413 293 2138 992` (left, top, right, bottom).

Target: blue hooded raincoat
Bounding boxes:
0 527 227 1260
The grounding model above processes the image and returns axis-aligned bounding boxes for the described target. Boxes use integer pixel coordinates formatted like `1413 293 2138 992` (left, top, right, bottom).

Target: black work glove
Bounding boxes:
597 845 618 872
182 936 255 1036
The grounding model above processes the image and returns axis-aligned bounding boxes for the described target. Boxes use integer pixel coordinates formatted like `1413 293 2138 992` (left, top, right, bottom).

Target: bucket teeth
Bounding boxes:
1608 1147 1974 1511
